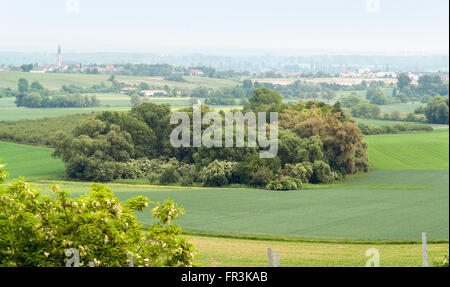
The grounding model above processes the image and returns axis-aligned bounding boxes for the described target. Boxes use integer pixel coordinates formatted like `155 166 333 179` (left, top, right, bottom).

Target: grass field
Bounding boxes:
365 130 449 170
0 141 65 179
0 71 238 90
187 234 448 267
1 130 448 241
0 129 448 266
379 102 424 114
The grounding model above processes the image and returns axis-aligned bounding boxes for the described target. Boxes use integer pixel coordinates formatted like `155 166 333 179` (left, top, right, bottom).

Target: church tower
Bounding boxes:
57 45 62 68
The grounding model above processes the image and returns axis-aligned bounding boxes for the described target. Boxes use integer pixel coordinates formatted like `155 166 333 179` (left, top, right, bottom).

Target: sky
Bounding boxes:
0 0 448 55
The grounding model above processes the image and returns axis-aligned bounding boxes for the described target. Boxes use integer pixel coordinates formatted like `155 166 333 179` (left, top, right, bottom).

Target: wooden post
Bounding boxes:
267 248 273 267
422 232 428 267
274 252 280 267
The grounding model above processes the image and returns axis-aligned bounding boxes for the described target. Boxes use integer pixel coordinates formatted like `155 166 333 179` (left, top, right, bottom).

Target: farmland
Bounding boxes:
1 130 448 242
0 71 239 90
0 71 448 267
188 234 448 267
365 129 449 170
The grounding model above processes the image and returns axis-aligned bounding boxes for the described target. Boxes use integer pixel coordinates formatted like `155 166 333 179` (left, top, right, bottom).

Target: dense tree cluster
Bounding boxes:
423 96 449 124
13 78 100 108
52 88 369 187
191 86 245 106
395 73 449 103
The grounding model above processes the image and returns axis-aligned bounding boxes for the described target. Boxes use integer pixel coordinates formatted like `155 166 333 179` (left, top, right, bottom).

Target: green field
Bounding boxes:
1 130 448 241
0 71 238 90
355 117 448 128
366 130 449 170
188 234 448 267
378 102 424 114
1 128 448 266
0 104 130 121
0 141 65 179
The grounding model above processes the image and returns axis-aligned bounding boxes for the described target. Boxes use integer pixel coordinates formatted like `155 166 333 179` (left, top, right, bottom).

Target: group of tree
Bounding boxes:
191 86 245 106
416 96 449 124
241 79 388 102
340 93 381 119
0 87 15 98
52 88 369 189
394 73 449 103
14 78 100 108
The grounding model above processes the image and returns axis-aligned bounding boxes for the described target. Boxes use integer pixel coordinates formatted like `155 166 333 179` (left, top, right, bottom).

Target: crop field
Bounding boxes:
1 128 448 266
0 71 238 90
0 104 130 121
188 235 448 267
1 129 448 242
365 130 449 170
0 141 65 179
379 102 424 114
0 71 113 90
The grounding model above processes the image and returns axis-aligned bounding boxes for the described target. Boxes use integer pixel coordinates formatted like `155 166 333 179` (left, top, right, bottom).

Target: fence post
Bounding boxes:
267 248 273 267
274 252 280 267
422 232 428 267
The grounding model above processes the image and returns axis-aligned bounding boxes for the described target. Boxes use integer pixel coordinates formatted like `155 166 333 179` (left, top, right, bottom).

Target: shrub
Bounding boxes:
178 163 198 186
284 162 313 183
312 161 332 183
0 165 196 267
123 158 154 179
266 178 302 191
250 167 274 187
199 160 237 187
159 167 180 185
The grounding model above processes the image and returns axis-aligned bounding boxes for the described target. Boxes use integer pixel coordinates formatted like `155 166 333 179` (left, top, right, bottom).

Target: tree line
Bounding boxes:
14 78 100 108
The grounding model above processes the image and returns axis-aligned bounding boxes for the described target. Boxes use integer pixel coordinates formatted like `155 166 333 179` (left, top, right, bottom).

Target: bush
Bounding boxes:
178 163 198 186
283 162 313 183
312 161 332 183
159 167 180 185
266 178 302 190
199 160 237 187
250 167 274 187
123 158 152 179
358 123 434 135
0 165 196 267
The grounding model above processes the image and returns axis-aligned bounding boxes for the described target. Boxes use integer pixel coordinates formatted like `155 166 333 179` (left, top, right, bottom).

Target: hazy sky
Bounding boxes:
0 0 448 55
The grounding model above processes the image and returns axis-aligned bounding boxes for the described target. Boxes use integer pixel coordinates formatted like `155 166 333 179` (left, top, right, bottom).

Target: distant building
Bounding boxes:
340 71 355 77
141 89 167 97
120 87 138 93
189 69 204 76
57 45 62 68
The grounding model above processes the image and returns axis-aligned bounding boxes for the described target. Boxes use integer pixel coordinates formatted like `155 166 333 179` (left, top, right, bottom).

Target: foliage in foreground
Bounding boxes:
0 161 196 267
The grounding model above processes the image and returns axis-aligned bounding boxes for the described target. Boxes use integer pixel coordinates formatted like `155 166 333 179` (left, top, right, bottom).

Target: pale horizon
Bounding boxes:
0 0 448 56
